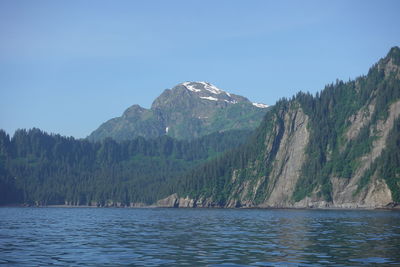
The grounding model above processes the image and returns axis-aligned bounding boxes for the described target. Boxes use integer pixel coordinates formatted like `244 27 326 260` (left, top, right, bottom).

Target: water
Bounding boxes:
1 208 399 266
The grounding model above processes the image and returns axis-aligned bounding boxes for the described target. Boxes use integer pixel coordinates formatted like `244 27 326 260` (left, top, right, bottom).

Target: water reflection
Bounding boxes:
0 208 399 266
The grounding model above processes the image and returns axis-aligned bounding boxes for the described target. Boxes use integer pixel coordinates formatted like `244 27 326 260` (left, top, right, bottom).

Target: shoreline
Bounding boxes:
1 203 399 211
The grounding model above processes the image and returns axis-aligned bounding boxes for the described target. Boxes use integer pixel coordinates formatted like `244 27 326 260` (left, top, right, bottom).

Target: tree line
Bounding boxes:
0 128 251 205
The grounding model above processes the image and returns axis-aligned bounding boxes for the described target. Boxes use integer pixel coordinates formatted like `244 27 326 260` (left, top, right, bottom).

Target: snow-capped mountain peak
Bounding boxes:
179 81 268 107
181 81 239 104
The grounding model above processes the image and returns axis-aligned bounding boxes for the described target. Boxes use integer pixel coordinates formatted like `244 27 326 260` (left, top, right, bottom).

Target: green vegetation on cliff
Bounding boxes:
294 46 400 201
170 46 400 206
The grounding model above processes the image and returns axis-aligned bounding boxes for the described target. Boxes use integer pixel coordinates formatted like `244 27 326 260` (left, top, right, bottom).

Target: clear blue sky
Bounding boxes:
0 0 399 138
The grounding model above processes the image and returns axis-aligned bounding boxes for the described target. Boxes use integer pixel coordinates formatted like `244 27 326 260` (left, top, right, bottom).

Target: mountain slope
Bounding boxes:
165 46 400 209
88 82 269 141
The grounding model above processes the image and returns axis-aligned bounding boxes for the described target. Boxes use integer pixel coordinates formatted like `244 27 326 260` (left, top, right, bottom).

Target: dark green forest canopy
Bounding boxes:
0 128 252 205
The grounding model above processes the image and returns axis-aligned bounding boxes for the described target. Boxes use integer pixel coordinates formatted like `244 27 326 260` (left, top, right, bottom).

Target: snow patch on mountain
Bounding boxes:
182 81 227 95
200 96 218 101
252 102 269 108
182 82 201 92
199 82 223 95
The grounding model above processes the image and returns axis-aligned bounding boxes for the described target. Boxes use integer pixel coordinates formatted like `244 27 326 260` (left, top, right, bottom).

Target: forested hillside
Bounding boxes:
167 46 400 208
0 129 251 205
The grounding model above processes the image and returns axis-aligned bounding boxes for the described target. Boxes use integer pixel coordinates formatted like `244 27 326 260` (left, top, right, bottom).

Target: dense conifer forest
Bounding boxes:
0 129 251 205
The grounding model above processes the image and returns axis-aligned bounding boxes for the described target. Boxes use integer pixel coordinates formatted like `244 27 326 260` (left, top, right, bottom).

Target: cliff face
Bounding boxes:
327 100 400 208
159 100 398 209
221 103 311 208
260 106 310 207
159 46 400 209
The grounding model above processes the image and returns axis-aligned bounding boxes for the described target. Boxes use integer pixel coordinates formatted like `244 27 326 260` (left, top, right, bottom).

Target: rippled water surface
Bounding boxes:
1 208 400 266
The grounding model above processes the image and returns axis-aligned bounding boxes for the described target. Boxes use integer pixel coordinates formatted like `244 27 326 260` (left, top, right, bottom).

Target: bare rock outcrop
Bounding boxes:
156 193 179 207
178 196 196 208
263 106 310 207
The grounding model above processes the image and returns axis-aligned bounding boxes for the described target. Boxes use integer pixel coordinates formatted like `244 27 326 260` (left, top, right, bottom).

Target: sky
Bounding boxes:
0 0 399 138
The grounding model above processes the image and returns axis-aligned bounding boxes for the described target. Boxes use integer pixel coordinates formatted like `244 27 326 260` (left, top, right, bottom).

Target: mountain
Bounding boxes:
88 82 269 141
162 46 400 209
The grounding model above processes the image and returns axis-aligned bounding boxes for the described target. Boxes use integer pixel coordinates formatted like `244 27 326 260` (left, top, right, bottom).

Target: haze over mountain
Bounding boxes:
88 82 268 141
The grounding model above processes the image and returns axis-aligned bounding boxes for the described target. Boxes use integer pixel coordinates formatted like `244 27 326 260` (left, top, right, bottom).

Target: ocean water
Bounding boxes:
0 207 399 266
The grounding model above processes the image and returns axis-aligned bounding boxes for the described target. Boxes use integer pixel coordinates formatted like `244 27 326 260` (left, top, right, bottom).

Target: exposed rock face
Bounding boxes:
222 104 310 208
346 102 375 140
178 196 196 208
155 194 220 208
262 106 309 207
156 193 179 207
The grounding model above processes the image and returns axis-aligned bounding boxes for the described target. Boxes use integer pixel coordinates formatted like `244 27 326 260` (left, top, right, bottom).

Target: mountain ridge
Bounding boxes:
88 81 269 141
